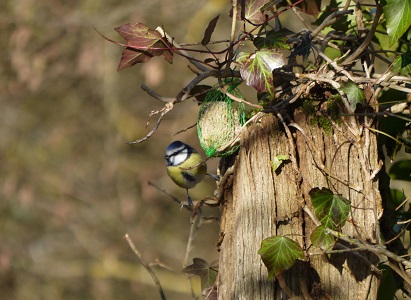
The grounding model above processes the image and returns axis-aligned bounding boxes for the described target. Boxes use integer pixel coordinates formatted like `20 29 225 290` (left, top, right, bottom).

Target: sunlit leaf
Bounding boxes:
115 23 173 70
309 187 351 229
237 49 286 96
340 81 365 111
258 236 304 279
182 258 218 290
393 52 411 75
271 155 289 171
201 15 220 46
236 0 269 23
310 225 336 250
384 0 411 46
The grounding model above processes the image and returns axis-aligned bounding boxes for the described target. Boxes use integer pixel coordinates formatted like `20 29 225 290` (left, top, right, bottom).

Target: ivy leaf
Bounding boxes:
182 258 218 290
309 187 351 230
258 236 304 279
235 0 269 23
310 225 336 251
384 0 411 46
189 85 212 104
393 52 411 75
271 155 289 171
377 264 399 300
201 15 220 46
389 160 411 182
253 28 293 50
289 32 312 61
114 23 173 70
340 81 365 111
237 49 286 96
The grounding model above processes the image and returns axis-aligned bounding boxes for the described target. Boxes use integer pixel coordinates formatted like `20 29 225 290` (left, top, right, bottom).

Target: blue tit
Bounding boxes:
164 141 207 206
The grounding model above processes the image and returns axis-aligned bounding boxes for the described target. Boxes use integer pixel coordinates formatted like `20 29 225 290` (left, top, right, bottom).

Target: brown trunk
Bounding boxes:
218 112 383 299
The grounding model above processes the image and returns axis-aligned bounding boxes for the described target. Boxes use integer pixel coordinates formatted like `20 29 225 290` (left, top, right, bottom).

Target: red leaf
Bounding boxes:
114 23 173 70
297 0 321 17
234 0 270 23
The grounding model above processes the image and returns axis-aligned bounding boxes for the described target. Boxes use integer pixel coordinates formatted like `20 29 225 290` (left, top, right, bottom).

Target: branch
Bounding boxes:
310 10 354 38
340 5 383 66
128 102 174 144
325 228 411 269
140 84 173 103
124 234 167 300
156 27 208 72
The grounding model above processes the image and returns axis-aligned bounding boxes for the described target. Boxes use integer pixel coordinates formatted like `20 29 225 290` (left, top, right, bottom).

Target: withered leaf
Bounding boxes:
201 15 220 46
115 23 173 70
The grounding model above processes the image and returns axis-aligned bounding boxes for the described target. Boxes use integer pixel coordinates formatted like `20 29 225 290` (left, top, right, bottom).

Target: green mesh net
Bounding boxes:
197 80 246 157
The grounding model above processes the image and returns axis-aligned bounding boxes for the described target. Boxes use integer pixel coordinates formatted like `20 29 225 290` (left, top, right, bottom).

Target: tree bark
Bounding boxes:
218 111 383 299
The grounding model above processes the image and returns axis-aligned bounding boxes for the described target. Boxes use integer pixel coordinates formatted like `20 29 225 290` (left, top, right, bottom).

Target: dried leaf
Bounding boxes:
201 15 220 46
115 23 173 70
182 258 218 290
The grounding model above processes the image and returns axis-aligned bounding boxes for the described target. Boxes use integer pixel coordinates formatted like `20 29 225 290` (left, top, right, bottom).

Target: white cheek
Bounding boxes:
171 152 188 165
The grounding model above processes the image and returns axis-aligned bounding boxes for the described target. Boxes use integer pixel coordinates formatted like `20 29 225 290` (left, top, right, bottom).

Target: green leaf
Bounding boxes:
377 264 399 299
390 189 406 208
393 52 411 75
271 155 289 171
258 236 304 279
309 187 351 229
310 225 336 250
389 159 411 181
237 49 286 97
383 0 411 46
340 81 365 111
182 258 218 290
253 28 292 50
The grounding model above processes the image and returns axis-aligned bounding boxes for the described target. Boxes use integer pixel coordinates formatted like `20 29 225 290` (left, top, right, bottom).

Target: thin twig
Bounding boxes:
147 181 193 211
124 234 167 300
156 27 208 73
129 102 174 144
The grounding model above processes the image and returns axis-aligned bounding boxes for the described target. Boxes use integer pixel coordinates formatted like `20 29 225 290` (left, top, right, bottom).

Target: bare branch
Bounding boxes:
341 5 383 66
325 228 411 269
124 234 167 300
128 102 174 144
140 84 173 103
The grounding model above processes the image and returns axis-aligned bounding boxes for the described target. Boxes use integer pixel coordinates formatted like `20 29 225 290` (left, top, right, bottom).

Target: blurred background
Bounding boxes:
1 0 231 299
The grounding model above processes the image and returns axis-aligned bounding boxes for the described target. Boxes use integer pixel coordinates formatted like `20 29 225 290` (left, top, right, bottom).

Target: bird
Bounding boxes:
164 141 207 206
